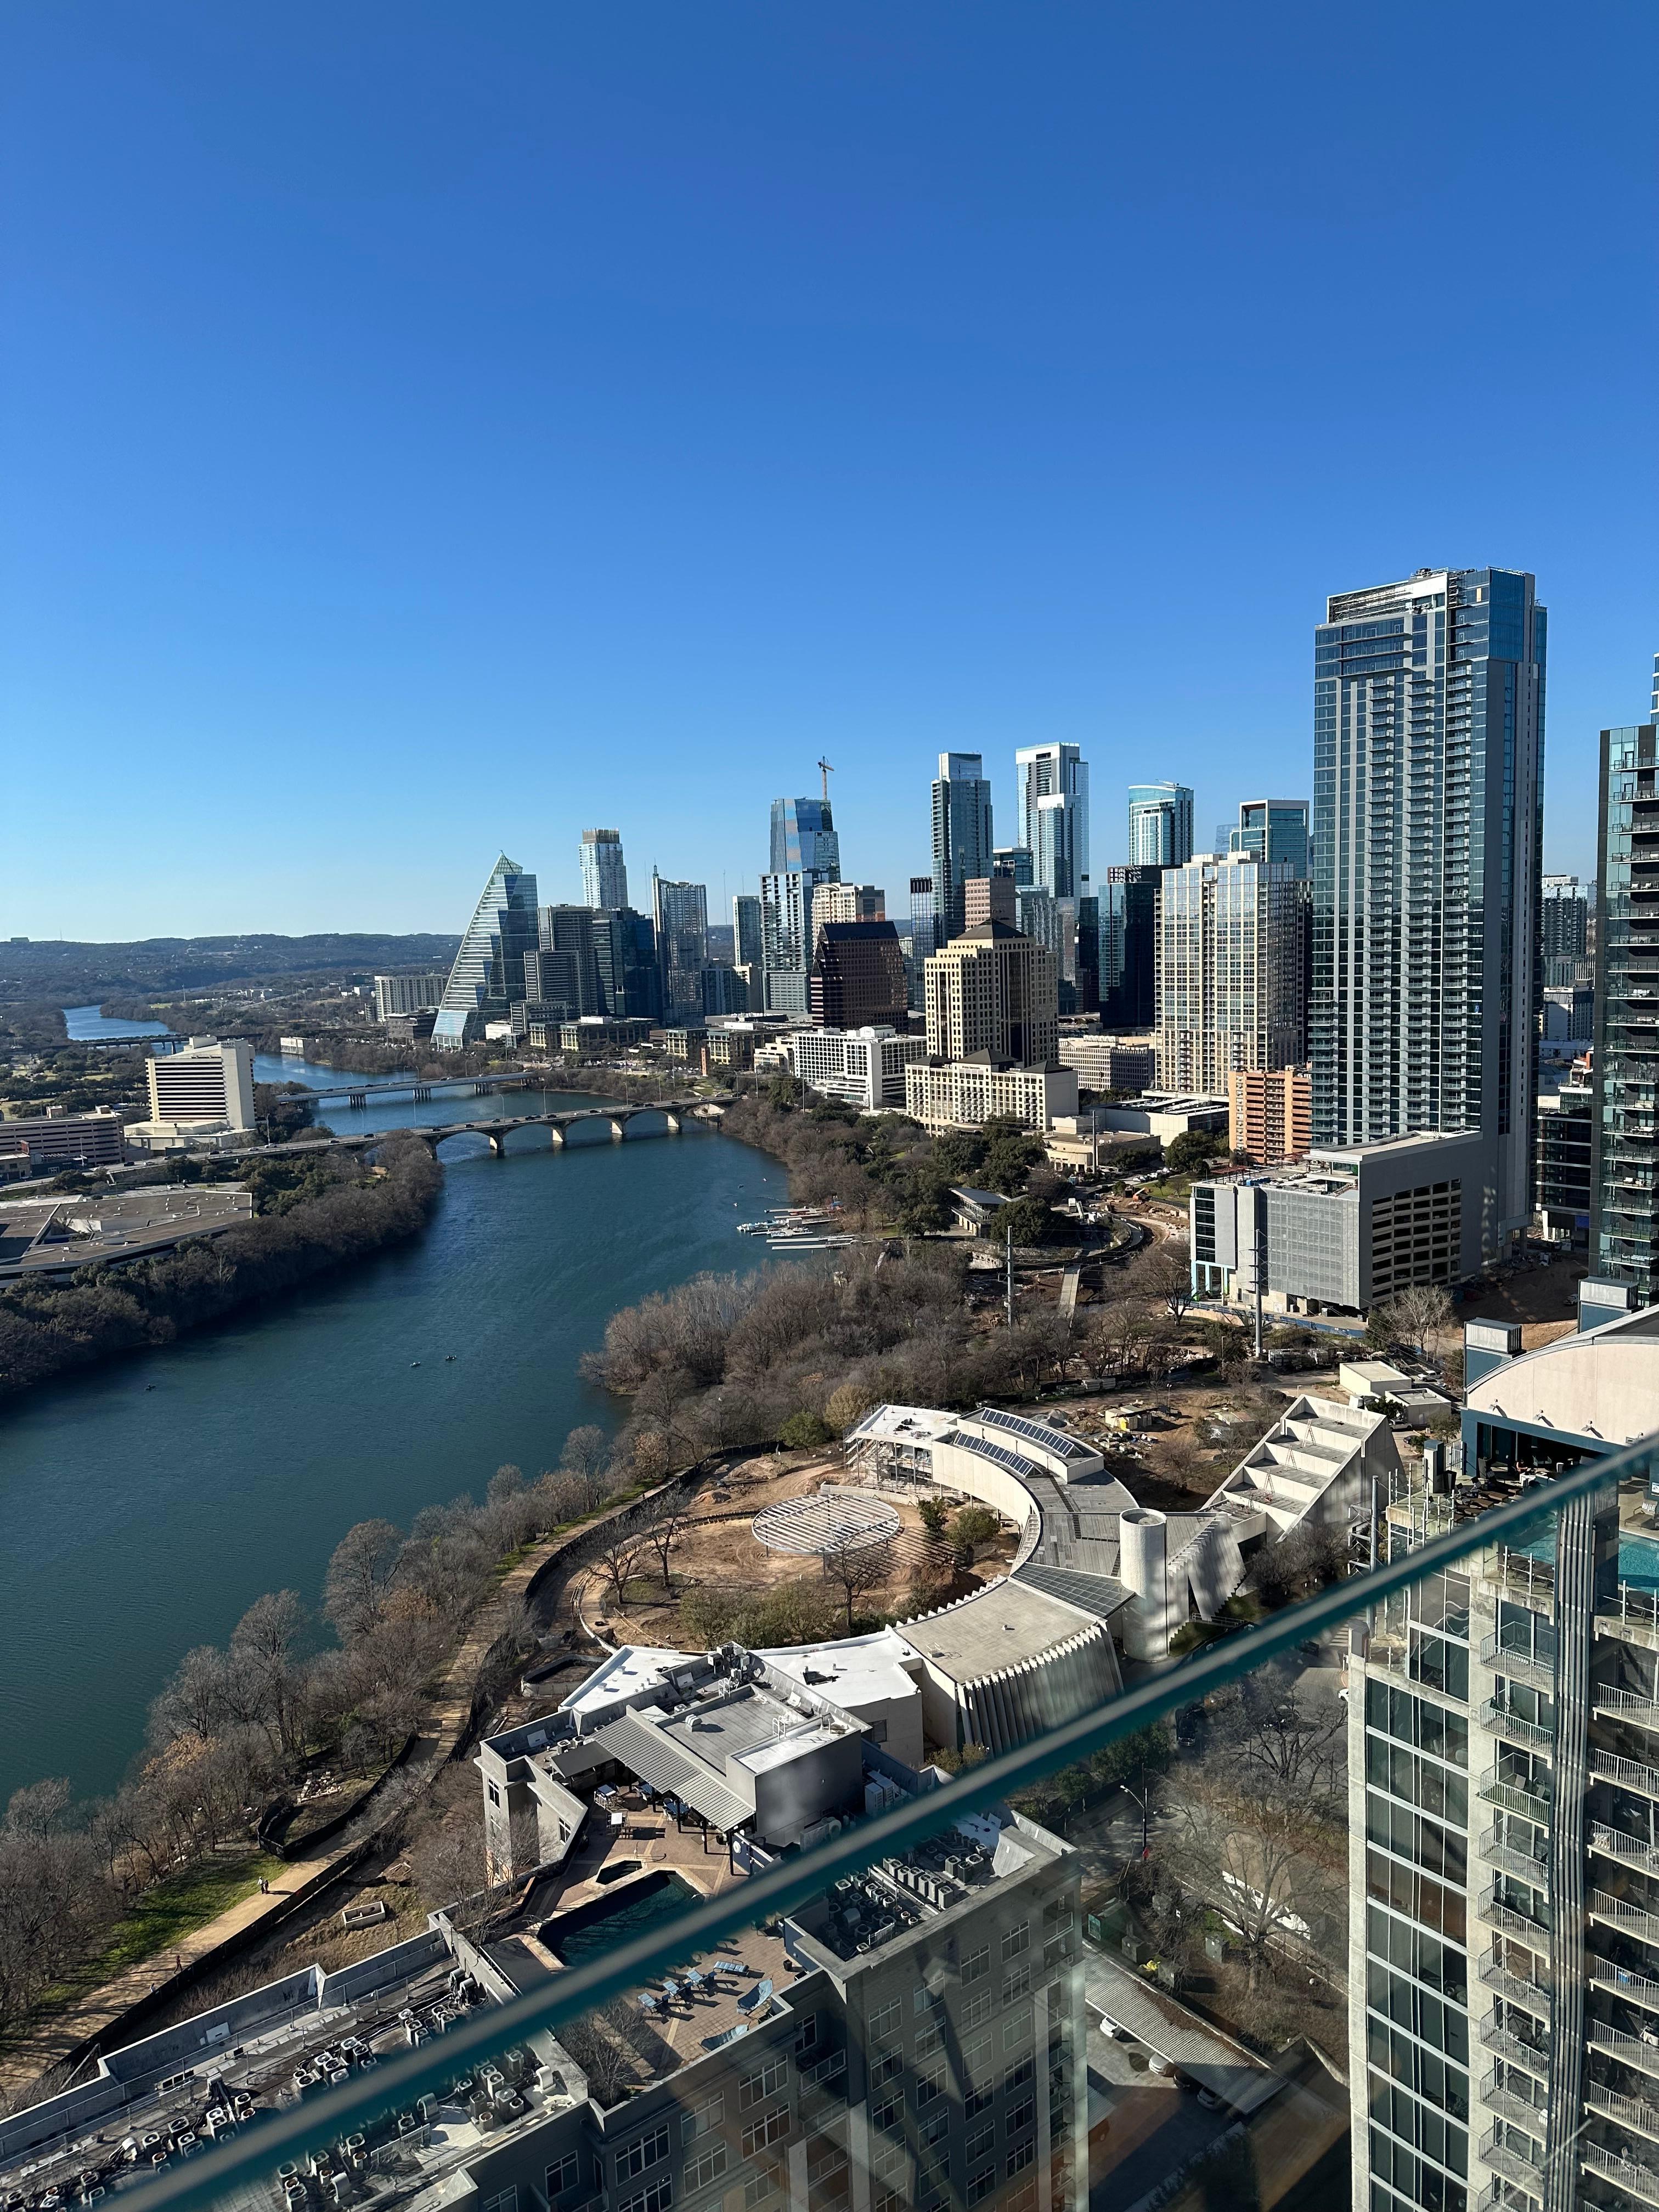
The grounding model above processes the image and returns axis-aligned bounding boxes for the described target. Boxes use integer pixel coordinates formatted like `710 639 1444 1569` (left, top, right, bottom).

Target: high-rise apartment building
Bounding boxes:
808 921 909 1033
760 870 831 1017
1312 568 1545 1255
932 752 995 944
652 873 709 1026
1592 723 1659 1298
1542 873 1592 987
732 893 763 973
592 907 662 1024
1230 799 1311 876
145 1037 256 1130
579 828 628 910
1155 852 1307 1094
1127 783 1194 869
373 973 445 1022
1101 865 1160 1031
1226 1065 1311 1165
815 883 885 926
1015 744 1090 900
1537 1076 1592 1236
433 853 541 1048
770 796 840 878
994 845 1035 888
923 922 1058 1066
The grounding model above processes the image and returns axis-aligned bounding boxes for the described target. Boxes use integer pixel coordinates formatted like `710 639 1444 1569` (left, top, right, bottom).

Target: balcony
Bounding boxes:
1584 2081 1659 2146
1480 1634 1555 1688
1589 1959 1659 2019
1479 1957 1552 2016
1593 1891 1659 1948
1597 1683 1659 1729
1582 2140 1659 2208
1477 1890 1550 1950
1594 1750 1659 1802
1479 1769 1552 1821
1480 2129 1544 2194
1585 2022 1659 2085
1480 1700 1555 1756
1477 2013 1550 2076
1594 1822 1659 1876
1481 2177 1541 2212
1479 1828 1550 1884
1480 2072 1548 2132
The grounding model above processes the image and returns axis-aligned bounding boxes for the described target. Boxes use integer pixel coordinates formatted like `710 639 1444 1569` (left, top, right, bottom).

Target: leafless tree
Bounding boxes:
1138 1236 1197 1319
323 1517 404 1641
560 1424 613 1502
594 1527 645 1610
1383 1282 1456 1364
639 1494 689 1595
822 1536 894 1632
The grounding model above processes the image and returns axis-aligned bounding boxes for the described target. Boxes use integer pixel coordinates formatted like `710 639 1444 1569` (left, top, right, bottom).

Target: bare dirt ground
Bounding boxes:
1459 1248 1587 1347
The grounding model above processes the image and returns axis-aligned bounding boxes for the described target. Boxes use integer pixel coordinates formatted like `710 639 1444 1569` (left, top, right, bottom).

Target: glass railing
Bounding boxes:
9 1433 1659 2212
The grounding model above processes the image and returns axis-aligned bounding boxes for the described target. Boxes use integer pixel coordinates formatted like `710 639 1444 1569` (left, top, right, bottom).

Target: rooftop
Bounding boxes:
897 1576 1103 1685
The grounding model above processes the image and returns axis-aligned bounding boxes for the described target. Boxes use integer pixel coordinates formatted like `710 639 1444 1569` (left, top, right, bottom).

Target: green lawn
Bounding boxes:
94 1850 285 1978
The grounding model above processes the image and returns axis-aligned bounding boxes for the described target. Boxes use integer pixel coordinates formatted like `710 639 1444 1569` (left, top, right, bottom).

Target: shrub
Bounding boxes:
779 1409 833 1449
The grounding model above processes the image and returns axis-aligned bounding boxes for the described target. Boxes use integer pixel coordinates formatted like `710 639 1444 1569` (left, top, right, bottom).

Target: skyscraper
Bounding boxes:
579 828 628 910
922 921 1058 1065
1127 782 1194 868
1542 873 1591 984
1229 799 1311 876
1100 864 1161 1031
759 871 825 1016
808 921 909 1032
731 893 763 973
651 872 709 1026
1312 567 1545 1255
433 853 541 1048
592 907 662 1023
1015 743 1090 899
769 796 840 878
930 752 994 944
1592 722 1659 1297
1154 852 1306 1093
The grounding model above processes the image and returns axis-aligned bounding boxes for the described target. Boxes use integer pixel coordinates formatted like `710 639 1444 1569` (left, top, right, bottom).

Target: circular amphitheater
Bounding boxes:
752 1486 902 1556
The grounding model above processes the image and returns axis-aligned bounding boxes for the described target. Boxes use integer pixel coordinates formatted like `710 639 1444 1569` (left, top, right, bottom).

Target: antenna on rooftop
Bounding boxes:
817 757 834 803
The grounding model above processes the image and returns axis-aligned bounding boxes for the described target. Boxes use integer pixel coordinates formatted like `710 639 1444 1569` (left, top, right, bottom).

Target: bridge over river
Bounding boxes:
271 1097 730 1158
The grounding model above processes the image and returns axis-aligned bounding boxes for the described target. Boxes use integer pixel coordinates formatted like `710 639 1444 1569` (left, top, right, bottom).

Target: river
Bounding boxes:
0 1051 787 1805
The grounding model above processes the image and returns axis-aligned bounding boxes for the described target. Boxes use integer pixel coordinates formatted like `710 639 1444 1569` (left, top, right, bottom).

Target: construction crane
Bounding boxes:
817 756 834 803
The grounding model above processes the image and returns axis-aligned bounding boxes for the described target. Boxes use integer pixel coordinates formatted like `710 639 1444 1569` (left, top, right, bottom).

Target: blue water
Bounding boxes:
63 1002 171 1040
1511 1526 1659 1589
548 1872 701 1962
0 1053 789 1803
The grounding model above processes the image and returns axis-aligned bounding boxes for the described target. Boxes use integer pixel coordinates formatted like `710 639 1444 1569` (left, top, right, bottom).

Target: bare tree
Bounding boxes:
639 1493 689 1595
1139 1236 1197 1319
1384 1282 1456 1364
594 1527 644 1610
323 1517 403 1641
822 1536 894 1632
560 1424 612 1502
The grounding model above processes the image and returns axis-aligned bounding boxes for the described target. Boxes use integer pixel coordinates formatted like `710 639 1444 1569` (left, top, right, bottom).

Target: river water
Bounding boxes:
0 1052 787 1805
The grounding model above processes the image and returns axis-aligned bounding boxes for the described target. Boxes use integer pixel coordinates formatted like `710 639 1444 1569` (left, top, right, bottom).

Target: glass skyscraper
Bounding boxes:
1312 568 1545 1254
1127 782 1194 869
1230 798 1311 876
770 796 840 878
1592 723 1659 1297
652 873 709 1026
432 853 540 1048
1015 743 1089 900
931 752 994 944
579 829 628 910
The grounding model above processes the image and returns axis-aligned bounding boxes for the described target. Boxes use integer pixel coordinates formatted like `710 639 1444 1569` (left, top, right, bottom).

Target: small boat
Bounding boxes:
411 1361 421 1368
445 1354 456 1362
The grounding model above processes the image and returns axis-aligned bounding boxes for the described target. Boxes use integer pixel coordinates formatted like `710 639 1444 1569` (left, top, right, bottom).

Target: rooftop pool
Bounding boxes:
541 1869 702 1963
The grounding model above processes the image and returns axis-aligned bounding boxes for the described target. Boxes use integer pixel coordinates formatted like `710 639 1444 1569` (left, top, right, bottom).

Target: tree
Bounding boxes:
823 1381 874 1436
639 1493 689 1595
1164 1129 1225 1177
947 1504 1001 1568
593 1527 644 1610
560 1424 612 1495
1384 1281 1455 1363
1139 1237 1197 1320
323 1518 404 1642
780 1409 834 1449
998 1196 1057 1248
822 1536 894 1632
917 1496 950 1538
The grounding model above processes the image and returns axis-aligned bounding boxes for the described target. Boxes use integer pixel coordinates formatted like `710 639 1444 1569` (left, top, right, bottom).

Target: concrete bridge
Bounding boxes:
303 1072 538 1110
325 1098 728 1158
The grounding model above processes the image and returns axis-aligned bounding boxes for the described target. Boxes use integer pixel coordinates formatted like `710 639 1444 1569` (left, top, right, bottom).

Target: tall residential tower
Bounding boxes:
1312 567 1545 1255
1015 743 1090 900
931 753 995 945
1127 782 1194 869
579 828 628 910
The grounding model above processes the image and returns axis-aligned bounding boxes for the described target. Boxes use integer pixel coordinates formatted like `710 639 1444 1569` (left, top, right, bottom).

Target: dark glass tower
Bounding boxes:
930 752 994 944
1312 567 1545 1255
1100 865 1160 1030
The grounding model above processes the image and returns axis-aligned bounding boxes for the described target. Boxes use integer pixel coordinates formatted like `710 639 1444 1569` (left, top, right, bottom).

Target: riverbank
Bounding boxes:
0 1138 441 1402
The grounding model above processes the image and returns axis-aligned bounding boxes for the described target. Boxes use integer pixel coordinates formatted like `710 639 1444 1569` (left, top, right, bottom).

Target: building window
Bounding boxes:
684 2146 727 2195
487 1781 501 1806
1003 1962 1031 2002
545 2157 579 2200
743 2168 780 2210
616 2125 670 2181
1001 1923 1030 1960
682 2095 725 2143
1006 2143 1035 2178
961 1945 990 1985
481 2192 518 2212
967 2122 995 2163
868 1997 901 2043
740 2108 789 2158
739 2059 788 2111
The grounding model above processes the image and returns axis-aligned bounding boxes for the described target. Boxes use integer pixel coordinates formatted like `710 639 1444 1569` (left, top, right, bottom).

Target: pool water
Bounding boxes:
1510 1526 1659 1588
543 1870 701 1962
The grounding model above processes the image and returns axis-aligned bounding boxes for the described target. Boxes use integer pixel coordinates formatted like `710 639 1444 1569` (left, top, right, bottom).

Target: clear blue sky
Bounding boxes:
4 4 1655 940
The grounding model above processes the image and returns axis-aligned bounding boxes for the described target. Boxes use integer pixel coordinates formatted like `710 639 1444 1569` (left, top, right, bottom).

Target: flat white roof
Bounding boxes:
848 1403 958 1444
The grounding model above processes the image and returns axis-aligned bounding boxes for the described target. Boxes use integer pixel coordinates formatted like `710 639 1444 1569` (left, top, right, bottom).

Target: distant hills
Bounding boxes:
0 934 461 1003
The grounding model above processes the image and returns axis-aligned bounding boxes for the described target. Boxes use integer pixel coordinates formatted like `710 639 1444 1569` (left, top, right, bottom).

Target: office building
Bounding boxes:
815 882 885 926
699 962 749 1017
809 921 909 1033
652 873 709 1026
905 1058 1077 1133
1313 568 1545 1258
1347 1301 1659 2212
769 794 840 878
787 1025 927 1111
1072 894 1099 1014
1541 872 1590 968
923 922 1058 1066
931 751 995 942
1542 983 1594 1047
759 869 832 1017
964 873 1018 928
1227 1065 1312 1166
591 907 663 1024
732 891 763 973
1189 1129 1484 1315
1056 1034 1157 1095
556 1015 654 1054
1592 722 1659 1299
579 827 628 910
128 1036 259 1150
528 906 608 1019
1099 865 1160 1031
0 1107 126 1172
1015 743 1089 899
994 844 1035 888
373 972 445 1022
907 874 938 964
1228 799 1311 875
1127 782 1194 868
1154 852 1307 1094
1537 1076 1592 1239
433 853 541 1048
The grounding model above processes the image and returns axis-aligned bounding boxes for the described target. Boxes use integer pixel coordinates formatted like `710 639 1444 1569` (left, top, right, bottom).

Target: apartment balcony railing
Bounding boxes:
1477 1891 1550 1949
1581 2139 1659 2208
1585 2022 1659 2086
1590 1958 1659 2018
1479 1769 1553 1821
1480 2073 1548 2132
1595 1684 1659 1728
1594 1749 1659 1802
1593 1892 1659 1949
1583 2081 1659 2146
1480 1829 1550 1884
1601 1588 1659 1651
1480 1700 1556 1756
1480 1634 1555 1688
1480 2129 1544 2194
1478 1957 1553 2017
1593 1822 1659 1876
1491 1551 1556 1607
1477 2013 1550 2076
1480 2176 1541 2212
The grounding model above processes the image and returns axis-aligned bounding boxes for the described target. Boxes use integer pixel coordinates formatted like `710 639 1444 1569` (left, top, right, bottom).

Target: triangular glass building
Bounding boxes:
432 853 540 1048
